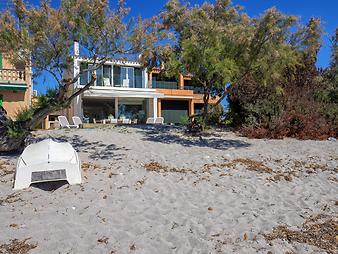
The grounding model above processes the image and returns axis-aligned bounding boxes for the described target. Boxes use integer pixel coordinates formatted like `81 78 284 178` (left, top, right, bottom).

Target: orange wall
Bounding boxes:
1 90 31 119
0 53 32 120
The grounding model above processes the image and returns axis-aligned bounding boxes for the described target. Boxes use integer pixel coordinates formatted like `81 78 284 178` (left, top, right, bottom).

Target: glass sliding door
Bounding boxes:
134 68 143 88
96 65 112 86
103 65 112 86
120 67 135 88
113 66 121 87
127 67 134 88
121 67 127 87
96 66 103 86
79 63 89 86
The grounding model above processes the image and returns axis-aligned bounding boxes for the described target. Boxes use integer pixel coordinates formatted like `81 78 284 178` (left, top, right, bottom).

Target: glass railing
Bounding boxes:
184 86 204 94
152 80 178 89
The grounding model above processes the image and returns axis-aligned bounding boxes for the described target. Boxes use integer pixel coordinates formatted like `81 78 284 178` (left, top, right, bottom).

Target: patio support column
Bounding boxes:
189 99 194 116
148 71 152 88
115 97 119 118
179 74 184 90
153 97 158 118
157 99 161 117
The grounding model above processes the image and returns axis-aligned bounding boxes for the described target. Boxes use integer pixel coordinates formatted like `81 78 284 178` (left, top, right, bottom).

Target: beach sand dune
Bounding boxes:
0 126 337 253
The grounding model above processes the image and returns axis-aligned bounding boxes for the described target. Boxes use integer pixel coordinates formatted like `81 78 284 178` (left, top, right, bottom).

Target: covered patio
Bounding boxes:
74 86 164 123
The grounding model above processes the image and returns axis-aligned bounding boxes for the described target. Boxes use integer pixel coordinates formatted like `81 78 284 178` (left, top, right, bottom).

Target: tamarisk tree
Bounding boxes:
148 0 299 129
0 0 158 152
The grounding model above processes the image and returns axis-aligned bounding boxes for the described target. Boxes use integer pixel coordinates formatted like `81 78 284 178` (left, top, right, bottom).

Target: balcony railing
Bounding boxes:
184 85 204 94
0 69 26 82
152 80 178 89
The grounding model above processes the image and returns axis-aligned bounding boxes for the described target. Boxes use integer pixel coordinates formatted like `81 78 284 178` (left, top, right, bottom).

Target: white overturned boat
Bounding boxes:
14 139 81 190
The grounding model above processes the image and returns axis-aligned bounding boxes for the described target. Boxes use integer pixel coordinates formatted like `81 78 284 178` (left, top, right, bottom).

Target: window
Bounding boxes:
103 65 112 86
113 66 121 87
121 67 134 88
134 68 143 88
79 63 89 86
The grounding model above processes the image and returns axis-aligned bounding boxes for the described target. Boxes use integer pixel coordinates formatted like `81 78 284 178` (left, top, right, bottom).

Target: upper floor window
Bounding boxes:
96 65 112 86
113 66 143 88
79 62 112 87
134 68 143 88
80 63 144 88
79 62 90 86
121 67 134 88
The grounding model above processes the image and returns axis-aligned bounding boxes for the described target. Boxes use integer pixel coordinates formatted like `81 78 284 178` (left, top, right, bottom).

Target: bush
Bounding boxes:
227 69 337 140
207 104 224 125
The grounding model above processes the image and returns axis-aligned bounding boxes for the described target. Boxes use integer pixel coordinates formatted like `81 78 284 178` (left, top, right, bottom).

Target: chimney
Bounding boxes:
74 40 79 57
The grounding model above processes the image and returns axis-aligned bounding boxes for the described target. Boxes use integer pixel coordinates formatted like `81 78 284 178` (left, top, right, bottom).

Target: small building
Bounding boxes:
0 52 32 119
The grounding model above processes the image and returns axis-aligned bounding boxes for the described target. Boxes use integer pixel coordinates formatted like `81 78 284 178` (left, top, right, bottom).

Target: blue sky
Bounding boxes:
0 0 337 95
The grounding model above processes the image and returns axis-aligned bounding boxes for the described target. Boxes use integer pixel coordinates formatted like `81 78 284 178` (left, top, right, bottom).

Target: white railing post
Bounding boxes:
0 69 26 82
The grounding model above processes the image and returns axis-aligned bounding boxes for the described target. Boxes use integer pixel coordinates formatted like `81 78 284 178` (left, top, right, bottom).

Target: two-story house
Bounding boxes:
0 52 32 120
69 42 215 124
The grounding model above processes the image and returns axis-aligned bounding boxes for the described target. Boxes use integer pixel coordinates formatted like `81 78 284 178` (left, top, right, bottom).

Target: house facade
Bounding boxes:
0 52 32 119
66 42 215 125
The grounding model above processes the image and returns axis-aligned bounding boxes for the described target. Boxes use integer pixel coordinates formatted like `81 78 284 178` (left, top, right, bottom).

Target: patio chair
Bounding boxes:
146 117 155 124
155 117 164 124
72 116 83 127
122 118 131 124
58 116 79 128
110 118 118 124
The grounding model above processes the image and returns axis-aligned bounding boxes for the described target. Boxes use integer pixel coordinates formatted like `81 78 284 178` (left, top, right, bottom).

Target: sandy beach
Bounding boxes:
0 126 337 253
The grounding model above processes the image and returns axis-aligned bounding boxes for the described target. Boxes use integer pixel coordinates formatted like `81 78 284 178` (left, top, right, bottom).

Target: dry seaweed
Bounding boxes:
144 162 194 174
97 237 109 244
203 158 273 174
264 215 338 253
0 238 37 254
292 160 336 173
0 160 14 177
81 162 100 172
0 193 23 206
231 158 273 174
268 172 294 182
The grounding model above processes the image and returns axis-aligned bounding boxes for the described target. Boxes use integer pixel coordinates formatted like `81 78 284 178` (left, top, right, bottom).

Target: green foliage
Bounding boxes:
0 0 158 135
15 108 34 122
207 104 224 125
180 115 189 125
146 0 300 129
34 89 59 110
6 121 26 138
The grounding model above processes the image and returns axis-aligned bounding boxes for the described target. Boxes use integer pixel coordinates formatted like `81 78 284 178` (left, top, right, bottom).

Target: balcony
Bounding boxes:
184 86 204 94
0 69 26 83
0 69 27 91
152 80 178 89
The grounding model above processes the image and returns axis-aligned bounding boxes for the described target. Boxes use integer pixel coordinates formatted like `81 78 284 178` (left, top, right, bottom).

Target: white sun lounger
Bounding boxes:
72 116 83 126
122 118 131 124
110 118 118 124
58 116 79 128
155 117 164 124
14 139 82 190
146 117 155 124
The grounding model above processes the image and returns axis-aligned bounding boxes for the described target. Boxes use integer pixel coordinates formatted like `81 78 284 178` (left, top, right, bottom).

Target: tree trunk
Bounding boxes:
201 91 210 130
0 74 96 153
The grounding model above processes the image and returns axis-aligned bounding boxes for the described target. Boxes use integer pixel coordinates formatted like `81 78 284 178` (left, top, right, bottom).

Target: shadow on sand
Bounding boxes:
32 134 129 160
129 125 250 150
